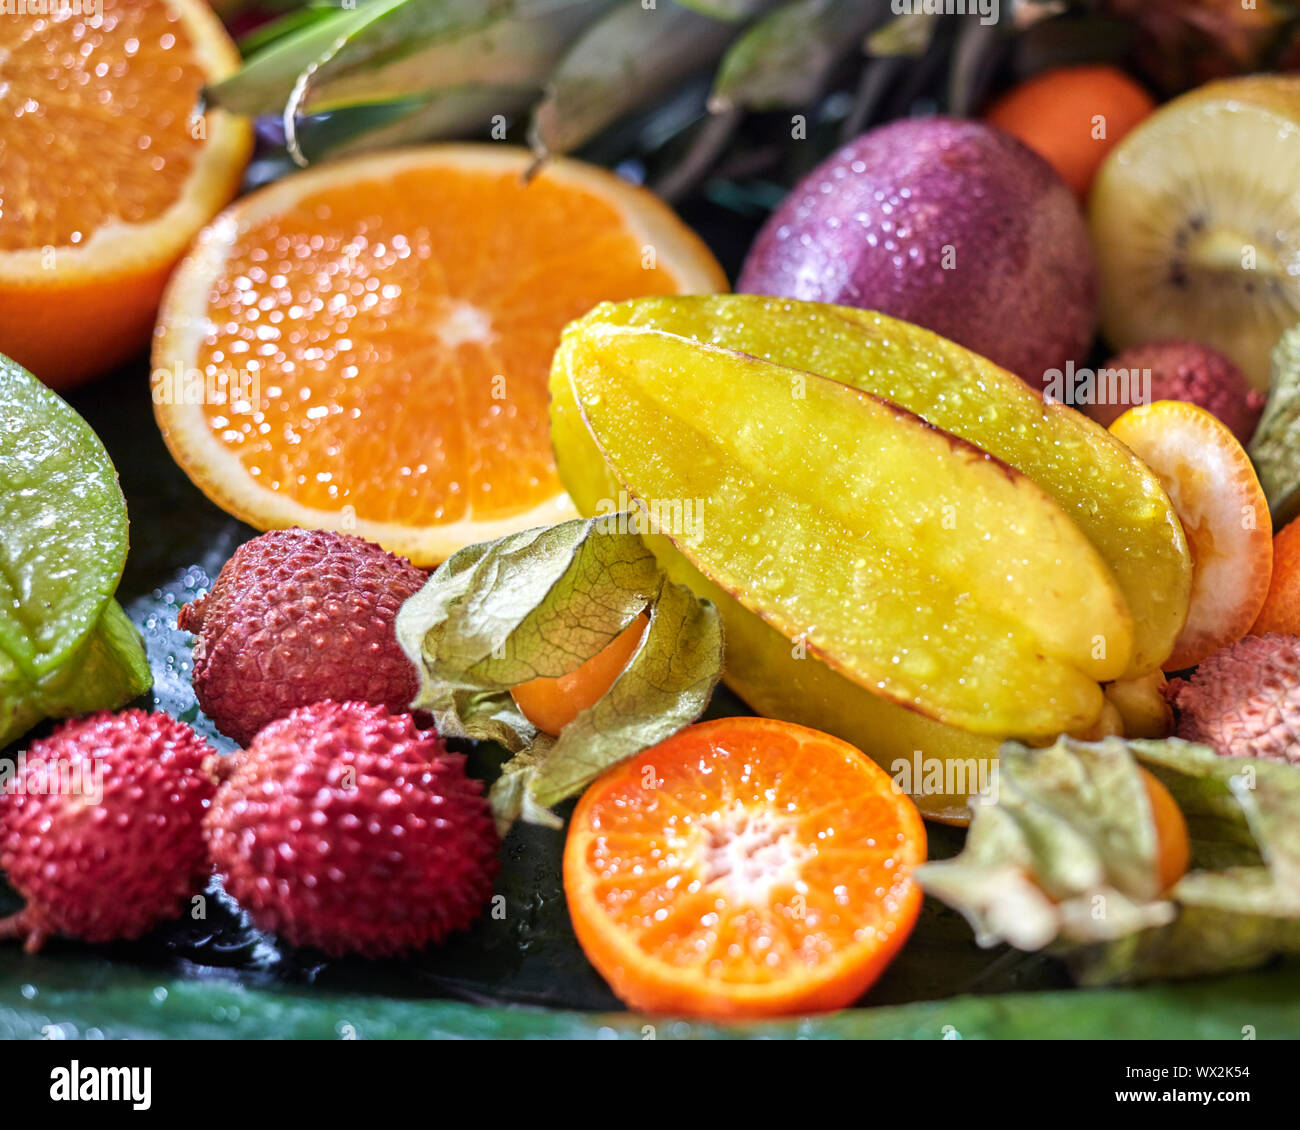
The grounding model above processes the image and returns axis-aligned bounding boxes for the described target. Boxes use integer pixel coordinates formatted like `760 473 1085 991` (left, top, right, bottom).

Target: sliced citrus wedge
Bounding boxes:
153 145 727 565
0 0 252 387
564 717 926 1020
1110 400 1272 669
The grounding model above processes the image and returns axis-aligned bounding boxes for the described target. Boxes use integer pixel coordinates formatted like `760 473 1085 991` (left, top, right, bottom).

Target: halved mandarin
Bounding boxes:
152 145 727 565
563 717 926 1021
0 0 251 387
1109 400 1272 669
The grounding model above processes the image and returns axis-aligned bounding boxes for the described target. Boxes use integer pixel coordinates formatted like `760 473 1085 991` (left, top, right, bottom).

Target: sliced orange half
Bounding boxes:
0 0 252 387
1110 400 1272 669
564 717 926 1021
153 145 728 565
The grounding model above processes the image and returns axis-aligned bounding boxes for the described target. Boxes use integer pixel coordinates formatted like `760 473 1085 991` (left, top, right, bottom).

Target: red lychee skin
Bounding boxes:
205 700 499 958
1084 340 1266 442
0 710 219 952
1166 634 1300 763
179 528 427 745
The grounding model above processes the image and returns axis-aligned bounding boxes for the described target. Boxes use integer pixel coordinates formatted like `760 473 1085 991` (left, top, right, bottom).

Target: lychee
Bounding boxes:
1083 340 1265 442
205 700 499 957
1166 633 1300 763
179 528 427 745
0 710 219 952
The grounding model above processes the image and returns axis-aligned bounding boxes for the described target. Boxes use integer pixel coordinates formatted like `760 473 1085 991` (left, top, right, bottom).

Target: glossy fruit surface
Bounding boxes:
0 0 251 387
563 717 926 1020
206 700 499 957
738 117 1096 385
511 612 649 735
153 144 727 564
555 317 1133 736
984 64 1155 198
0 710 218 951
1091 75 1300 389
178 528 427 744
1251 518 1300 636
552 296 1190 679
1140 769 1190 893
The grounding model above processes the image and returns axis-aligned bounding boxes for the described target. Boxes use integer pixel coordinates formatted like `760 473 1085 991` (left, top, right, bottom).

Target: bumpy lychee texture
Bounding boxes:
205 700 499 958
0 710 219 952
1083 340 1265 441
1166 634 1300 763
179 528 427 745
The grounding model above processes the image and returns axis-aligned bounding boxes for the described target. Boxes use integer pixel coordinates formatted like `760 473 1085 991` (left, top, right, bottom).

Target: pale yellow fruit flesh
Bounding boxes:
1105 670 1173 739
1090 76 1300 391
557 324 1133 736
661 548 1001 824
552 296 1190 677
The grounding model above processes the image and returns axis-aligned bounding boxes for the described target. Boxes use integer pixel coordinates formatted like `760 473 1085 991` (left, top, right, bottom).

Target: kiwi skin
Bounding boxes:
737 116 1098 389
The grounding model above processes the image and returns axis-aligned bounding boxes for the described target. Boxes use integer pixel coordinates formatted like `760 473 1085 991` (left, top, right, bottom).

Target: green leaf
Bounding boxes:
675 0 773 19
207 0 385 115
711 0 882 112
0 599 152 749
4 945 1299 1038
866 9 938 57
529 0 760 157
0 355 128 679
293 0 610 116
396 514 722 831
918 735 1300 985
318 85 536 160
1248 322 1300 526
208 0 612 163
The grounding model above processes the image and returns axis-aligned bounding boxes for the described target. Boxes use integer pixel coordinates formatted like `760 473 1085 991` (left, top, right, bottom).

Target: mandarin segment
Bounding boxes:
564 717 925 1019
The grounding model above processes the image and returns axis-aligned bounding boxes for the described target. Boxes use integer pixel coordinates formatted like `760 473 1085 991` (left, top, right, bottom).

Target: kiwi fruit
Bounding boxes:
1091 76 1300 391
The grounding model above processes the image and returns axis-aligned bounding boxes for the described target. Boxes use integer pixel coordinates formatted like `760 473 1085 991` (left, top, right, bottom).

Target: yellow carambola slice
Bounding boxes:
553 295 1190 677
555 323 1132 737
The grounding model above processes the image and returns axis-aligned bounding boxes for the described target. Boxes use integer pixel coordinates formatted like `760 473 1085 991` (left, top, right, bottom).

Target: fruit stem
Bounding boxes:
0 908 49 954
